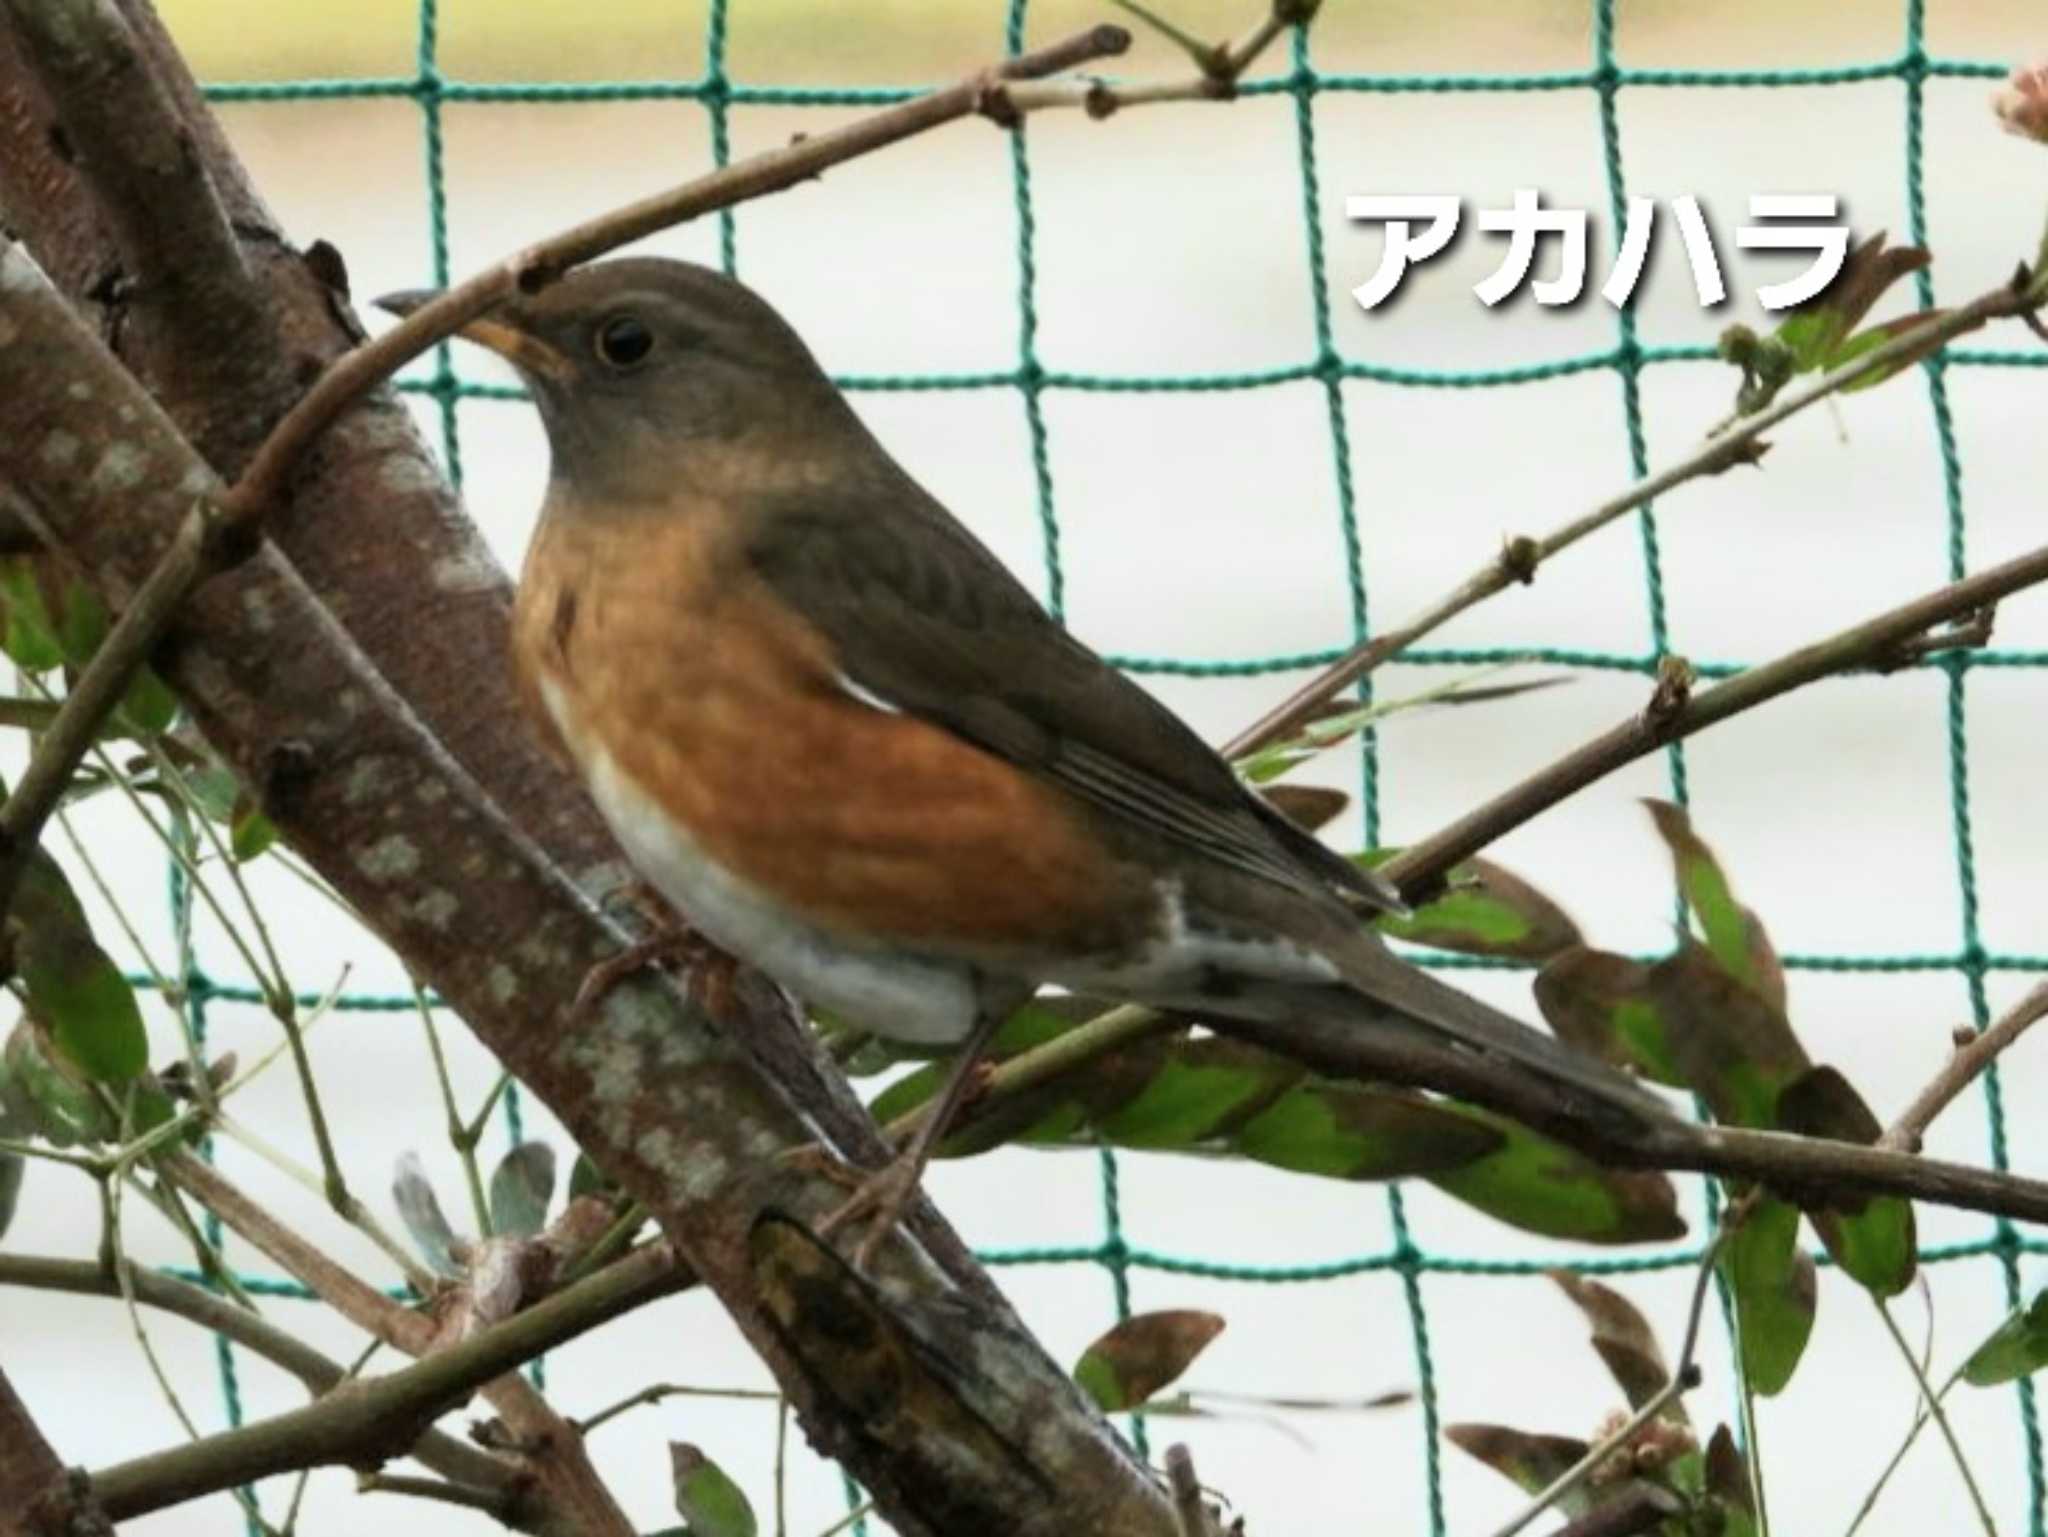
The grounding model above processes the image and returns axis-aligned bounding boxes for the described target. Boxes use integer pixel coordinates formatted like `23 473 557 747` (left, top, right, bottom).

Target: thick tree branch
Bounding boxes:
0 1363 111 1537
1223 269 2048 767
1379 535 2048 895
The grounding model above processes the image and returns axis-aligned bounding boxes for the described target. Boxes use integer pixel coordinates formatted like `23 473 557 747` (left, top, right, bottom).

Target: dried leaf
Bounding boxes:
1704 1424 1755 1516
1074 1310 1225 1412
1444 1425 1595 1513
1549 1271 1678 1420
1648 942 1809 1130
1259 784 1349 834
1534 947 1682 1086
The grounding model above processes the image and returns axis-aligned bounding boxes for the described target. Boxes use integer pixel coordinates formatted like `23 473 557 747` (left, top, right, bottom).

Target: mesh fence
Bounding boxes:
143 0 2048 1530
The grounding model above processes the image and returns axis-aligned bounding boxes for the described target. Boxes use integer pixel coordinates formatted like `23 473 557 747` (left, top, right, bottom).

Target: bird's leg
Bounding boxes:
814 1012 1003 1270
572 879 739 1021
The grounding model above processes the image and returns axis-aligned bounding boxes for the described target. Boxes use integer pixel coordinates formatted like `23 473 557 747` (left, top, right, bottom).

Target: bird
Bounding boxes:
379 258 1665 1263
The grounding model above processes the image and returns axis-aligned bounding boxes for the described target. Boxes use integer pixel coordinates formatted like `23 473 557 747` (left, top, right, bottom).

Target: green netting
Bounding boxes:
147 0 2048 1530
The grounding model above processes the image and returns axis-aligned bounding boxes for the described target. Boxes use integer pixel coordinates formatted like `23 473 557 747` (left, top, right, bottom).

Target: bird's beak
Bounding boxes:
374 288 572 381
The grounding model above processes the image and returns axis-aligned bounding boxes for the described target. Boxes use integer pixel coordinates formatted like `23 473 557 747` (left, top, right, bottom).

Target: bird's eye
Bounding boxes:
594 314 655 370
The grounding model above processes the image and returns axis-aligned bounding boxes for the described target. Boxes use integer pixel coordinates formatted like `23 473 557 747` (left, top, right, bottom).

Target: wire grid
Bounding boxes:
151 0 2048 1531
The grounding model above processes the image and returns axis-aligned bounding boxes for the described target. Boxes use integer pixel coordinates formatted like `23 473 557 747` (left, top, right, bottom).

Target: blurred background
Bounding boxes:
5 1 2048 1533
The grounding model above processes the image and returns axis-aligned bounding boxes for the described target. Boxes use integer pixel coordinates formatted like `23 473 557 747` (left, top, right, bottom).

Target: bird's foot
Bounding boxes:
807 1147 933 1273
572 919 738 1022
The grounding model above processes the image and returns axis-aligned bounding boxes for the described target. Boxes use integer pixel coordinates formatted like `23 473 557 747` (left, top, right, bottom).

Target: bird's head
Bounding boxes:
379 257 852 507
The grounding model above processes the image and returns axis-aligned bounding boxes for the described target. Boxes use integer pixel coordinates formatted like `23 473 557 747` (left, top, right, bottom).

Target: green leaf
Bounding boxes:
0 558 64 673
568 1150 619 1202
1643 801 1783 1009
11 851 147 1084
488 1142 556 1238
0 1149 21 1244
1774 1066 1915 1296
1232 1082 1502 1180
1074 1309 1225 1412
1648 942 1809 1130
1444 1425 1595 1513
1962 1288 2048 1386
1533 947 1683 1086
669 1443 757 1537
392 1151 465 1276
1550 1271 1680 1421
1369 853 1582 962
1424 1105 1685 1245
229 799 278 863
1721 1197 1816 1396
3 1020 113 1146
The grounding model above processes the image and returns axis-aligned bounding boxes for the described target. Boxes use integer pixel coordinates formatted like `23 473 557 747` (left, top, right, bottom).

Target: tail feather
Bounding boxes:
1191 932 1669 1132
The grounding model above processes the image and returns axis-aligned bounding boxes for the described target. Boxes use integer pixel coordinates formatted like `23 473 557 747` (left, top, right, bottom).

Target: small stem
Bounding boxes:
358 1472 521 1520
559 1201 648 1287
775 1397 790 1537
575 1379 780 1438
416 983 492 1236
815 1501 877 1537
462 1071 514 1150
1874 1301 1996 1537
1843 1365 1965 1537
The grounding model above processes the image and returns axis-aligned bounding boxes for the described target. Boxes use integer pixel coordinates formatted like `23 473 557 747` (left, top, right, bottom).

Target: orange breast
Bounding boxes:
513 502 1153 960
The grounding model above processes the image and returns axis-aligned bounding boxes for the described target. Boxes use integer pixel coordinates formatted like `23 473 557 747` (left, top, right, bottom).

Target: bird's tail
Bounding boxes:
1204 934 1670 1134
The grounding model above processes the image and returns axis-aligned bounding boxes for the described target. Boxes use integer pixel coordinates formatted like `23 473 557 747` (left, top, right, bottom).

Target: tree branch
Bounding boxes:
1222 269 2048 766
1380 536 2048 895
0 1253 533 1516
1881 981 2048 1153
157 1151 644 1536
0 1363 112 1537
82 1239 680 1523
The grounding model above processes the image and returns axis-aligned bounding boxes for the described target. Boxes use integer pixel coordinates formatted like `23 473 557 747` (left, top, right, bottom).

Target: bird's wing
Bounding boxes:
743 483 1402 915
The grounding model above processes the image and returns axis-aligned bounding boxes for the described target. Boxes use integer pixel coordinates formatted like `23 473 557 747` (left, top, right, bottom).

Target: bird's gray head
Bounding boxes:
379 257 854 507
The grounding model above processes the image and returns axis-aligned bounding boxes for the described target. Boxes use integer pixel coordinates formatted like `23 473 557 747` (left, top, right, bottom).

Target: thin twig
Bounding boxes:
1873 1300 1996 1537
1843 1365 1966 1537
1382 535 2048 896
0 1253 518 1499
357 1471 523 1522
416 982 493 1237
574 1381 780 1438
1881 982 2048 1152
1223 269 2048 769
